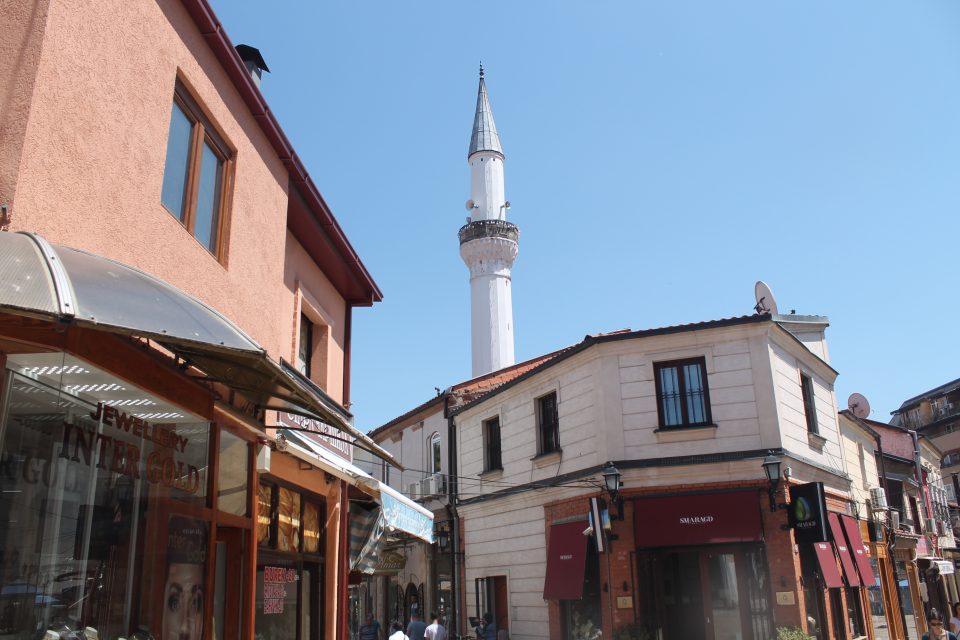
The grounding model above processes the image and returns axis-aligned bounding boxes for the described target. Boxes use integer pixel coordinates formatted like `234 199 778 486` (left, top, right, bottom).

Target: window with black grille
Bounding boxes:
483 416 502 472
536 392 560 455
653 357 711 428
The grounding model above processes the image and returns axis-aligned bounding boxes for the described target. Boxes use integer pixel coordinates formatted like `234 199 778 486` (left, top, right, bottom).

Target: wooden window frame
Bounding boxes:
536 391 560 455
161 81 234 260
800 372 819 435
297 313 313 378
430 432 442 474
482 416 502 472
653 357 713 429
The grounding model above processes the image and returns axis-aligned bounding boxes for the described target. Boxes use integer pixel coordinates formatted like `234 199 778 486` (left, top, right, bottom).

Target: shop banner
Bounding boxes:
789 482 829 544
381 491 434 543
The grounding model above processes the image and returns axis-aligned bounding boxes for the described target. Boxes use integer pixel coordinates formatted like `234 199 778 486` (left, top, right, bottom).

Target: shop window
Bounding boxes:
218 429 249 516
257 482 323 555
801 373 819 435
845 587 865 638
160 82 233 257
866 557 889 640
0 355 211 640
482 416 502 472
654 357 712 428
536 392 560 455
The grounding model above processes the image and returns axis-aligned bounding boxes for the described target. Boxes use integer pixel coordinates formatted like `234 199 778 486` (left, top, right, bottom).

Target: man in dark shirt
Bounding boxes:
407 611 427 640
359 613 382 640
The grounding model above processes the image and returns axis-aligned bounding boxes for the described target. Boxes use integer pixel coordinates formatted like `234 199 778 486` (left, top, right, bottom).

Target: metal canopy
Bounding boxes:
0 232 395 466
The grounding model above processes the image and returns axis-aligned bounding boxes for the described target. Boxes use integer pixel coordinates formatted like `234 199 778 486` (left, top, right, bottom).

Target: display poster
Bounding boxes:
162 515 208 640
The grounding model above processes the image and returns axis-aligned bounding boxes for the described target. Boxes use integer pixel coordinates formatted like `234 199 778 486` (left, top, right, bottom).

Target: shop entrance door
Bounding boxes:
213 527 244 640
656 546 761 640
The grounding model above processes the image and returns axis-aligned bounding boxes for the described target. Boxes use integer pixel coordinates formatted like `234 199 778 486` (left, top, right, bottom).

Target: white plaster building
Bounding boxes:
449 313 876 640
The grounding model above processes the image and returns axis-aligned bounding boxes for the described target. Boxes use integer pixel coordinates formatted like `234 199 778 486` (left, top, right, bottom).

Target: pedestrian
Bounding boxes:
424 611 447 640
388 622 408 640
474 612 496 640
951 603 960 635
924 609 958 640
407 610 427 640
359 613 383 640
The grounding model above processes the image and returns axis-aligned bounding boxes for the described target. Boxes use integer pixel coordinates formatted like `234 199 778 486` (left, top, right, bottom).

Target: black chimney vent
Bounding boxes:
235 44 270 87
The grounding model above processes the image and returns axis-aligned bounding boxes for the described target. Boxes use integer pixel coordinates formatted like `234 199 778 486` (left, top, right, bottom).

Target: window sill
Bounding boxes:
479 468 503 480
531 450 562 467
653 424 718 443
808 431 827 450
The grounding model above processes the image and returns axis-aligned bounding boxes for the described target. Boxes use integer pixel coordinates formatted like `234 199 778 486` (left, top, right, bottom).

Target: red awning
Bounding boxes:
543 521 589 600
633 490 762 548
813 541 844 589
839 514 877 585
827 513 860 587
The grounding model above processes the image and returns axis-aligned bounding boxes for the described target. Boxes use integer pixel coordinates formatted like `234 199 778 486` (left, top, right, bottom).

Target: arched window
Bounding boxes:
430 432 442 474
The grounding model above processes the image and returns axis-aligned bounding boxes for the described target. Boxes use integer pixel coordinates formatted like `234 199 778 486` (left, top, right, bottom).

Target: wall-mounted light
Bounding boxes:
762 453 782 512
601 463 624 520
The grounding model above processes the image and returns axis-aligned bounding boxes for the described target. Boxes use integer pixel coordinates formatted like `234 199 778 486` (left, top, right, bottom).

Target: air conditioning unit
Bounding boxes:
419 473 448 499
869 487 888 511
891 511 901 531
434 472 447 494
408 482 420 501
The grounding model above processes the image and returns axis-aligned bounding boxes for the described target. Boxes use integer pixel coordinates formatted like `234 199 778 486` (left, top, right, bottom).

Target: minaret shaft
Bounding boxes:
460 68 518 378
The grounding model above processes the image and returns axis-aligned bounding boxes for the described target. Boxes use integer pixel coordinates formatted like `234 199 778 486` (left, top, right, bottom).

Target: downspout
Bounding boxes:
445 392 462 637
343 306 352 409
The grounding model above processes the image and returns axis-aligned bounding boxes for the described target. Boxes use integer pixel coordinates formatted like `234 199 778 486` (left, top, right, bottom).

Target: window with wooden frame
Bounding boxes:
430 432 442 474
536 392 560 455
800 372 819 435
483 416 502 472
160 82 233 257
296 313 313 378
654 357 712 428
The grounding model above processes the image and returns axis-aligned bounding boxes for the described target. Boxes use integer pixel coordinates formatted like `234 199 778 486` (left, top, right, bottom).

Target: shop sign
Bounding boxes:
633 490 762 547
277 412 353 461
374 550 407 574
262 566 299 614
17 403 204 494
789 482 829 544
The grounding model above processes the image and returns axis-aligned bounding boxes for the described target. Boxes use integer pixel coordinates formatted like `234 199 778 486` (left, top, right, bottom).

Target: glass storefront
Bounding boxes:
0 352 211 640
254 482 325 640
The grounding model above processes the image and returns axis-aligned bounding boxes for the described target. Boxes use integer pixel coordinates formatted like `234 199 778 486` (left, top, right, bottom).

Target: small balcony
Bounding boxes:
458 219 519 245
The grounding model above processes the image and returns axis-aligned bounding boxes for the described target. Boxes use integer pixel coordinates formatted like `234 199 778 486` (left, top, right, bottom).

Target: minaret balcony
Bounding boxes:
458 219 519 246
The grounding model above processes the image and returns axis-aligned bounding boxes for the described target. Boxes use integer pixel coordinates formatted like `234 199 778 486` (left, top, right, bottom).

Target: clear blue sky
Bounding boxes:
210 0 960 430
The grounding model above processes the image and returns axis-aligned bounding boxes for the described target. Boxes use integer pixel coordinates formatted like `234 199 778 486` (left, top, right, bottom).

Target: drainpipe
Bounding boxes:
444 393 462 637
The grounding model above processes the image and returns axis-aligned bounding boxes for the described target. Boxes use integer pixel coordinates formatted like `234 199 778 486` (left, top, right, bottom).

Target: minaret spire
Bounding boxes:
459 67 518 377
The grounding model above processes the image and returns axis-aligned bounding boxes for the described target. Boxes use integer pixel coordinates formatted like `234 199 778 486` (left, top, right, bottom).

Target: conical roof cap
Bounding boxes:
469 65 503 157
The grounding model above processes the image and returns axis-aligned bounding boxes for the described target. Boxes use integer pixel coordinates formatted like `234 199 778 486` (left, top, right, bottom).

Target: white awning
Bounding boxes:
283 433 433 543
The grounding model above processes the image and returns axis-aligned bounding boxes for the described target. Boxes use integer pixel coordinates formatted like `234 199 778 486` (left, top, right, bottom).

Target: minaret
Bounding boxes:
459 65 518 378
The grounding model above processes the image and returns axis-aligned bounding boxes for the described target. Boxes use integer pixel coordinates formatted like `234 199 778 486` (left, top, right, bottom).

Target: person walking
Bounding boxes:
424 612 447 640
388 622 408 640
951 603 960 635
474 612 496 640
924 609 958 640
359 613 383 640
407 611 427 640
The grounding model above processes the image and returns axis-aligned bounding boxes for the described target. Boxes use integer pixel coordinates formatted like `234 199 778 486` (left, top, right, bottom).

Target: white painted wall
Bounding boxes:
469 152 506 221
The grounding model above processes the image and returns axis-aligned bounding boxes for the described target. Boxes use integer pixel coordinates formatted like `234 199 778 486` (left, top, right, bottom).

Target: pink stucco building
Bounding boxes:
0 1 430 638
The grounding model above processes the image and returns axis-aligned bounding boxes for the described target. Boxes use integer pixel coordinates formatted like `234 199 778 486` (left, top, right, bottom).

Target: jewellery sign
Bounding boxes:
789 482 830 544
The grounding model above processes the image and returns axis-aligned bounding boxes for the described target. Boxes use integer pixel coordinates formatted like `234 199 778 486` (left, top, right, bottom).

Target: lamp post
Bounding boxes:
762 454 782 512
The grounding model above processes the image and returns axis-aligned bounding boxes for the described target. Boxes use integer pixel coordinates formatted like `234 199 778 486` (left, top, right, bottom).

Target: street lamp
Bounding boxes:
435 523 450 552
601 463 624 520
762 454 782 512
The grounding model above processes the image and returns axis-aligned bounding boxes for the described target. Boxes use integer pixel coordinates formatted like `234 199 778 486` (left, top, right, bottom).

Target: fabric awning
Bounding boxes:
0 231 397 467
813 541 844 589
543 521 589 600
285 435 433 543
839 515 877 585
828 513 860 587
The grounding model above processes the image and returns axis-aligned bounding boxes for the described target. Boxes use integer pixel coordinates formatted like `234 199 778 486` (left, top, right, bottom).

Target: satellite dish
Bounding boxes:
754 281 779 315
848 393 871 419
465 199 476 211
